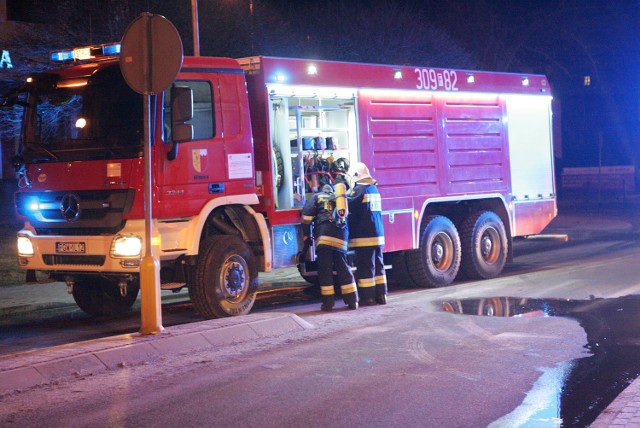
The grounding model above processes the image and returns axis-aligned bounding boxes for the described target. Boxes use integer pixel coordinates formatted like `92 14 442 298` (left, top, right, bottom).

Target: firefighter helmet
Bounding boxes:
320 184 334 193
351 162 373 183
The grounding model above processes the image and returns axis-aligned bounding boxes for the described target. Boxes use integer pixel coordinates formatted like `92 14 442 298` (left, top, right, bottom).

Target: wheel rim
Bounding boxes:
220 254 249 303
479 298 503 316
431 232 454 271
482 300 495 316
481 227 501 264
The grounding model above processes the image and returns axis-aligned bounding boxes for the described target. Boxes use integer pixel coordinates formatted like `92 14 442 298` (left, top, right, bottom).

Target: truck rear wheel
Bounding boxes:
388 251 421 289
407 215 461 287
72 278 139 317
190 235 258 319
460 211 507 280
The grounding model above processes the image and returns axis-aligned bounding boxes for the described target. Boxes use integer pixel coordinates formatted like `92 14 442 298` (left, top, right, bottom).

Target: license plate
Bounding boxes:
56 242 86 254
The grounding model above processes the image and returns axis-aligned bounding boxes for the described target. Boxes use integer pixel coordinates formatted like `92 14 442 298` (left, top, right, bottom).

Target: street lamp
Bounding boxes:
249 0 254 53
191 0 200 56
191 0 256 56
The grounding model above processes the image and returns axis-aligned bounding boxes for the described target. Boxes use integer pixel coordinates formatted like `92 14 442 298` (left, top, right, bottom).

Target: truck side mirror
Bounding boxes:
171 85 194 143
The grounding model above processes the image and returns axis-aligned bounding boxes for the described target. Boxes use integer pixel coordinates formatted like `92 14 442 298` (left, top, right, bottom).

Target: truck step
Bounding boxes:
160 282 186 291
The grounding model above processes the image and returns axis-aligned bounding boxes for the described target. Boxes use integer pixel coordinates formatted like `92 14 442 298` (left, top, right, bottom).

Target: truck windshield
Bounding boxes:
22 65 143 162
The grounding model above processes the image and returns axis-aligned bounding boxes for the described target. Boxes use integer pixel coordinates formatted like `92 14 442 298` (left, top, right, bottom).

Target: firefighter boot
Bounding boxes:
357 278 376 306
320 285 335 312
340 282 359 310
375 271 388 305
375 284 388 305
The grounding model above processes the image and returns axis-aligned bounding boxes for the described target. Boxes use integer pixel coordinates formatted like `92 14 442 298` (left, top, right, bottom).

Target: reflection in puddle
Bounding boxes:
441 296 640 426
490 361 572 427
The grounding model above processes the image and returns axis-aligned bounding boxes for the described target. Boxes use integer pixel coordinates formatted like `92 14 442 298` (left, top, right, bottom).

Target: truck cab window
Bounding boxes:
21 65 143 162
164 81 215 142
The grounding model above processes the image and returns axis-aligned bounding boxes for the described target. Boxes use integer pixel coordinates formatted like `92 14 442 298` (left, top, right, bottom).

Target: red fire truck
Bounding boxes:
5 43 556 319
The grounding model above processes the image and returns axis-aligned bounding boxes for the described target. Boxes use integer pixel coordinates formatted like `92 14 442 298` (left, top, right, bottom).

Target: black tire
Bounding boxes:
297 264 319 286
441 300 463 314
387 251 421 289
272 145 284 190
459 211 508 280
296 259 344 296
190 235 258 319
297 250 319 285
72 278 139 317
407 215 461 288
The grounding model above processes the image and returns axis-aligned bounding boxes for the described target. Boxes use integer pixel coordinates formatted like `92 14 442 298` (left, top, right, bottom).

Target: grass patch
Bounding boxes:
0 224 23 287
0 224 48 287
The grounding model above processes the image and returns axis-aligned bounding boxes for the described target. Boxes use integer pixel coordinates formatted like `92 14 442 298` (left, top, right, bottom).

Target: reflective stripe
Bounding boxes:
349 236 385 247
363 193 382 211
320 285 335 296
357 277 376 288
362 194 381 203
317 236 348 251
375 274 387 285
341 282 357 294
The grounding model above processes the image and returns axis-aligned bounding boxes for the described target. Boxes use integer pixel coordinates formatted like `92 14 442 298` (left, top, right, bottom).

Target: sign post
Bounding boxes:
120 13 183 335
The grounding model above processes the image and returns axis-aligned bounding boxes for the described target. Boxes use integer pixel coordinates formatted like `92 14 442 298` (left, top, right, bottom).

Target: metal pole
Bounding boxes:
249 0 254 53
139 16 164 335
139 93 163 335
191 0 200 56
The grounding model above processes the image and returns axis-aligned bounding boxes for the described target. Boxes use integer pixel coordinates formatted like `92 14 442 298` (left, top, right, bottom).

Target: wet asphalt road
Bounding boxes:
0 283 317 355
2 204 640 426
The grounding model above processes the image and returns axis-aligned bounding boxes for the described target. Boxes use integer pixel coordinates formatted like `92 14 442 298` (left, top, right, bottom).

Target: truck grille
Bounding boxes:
42 255 106 266
15 189 134 236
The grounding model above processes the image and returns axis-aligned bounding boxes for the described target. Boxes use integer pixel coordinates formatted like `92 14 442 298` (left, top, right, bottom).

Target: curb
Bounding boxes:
0 312 313 396
590 377 640 427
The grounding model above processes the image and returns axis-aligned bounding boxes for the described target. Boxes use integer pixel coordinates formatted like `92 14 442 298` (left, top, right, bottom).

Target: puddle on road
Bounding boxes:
440 296 640 427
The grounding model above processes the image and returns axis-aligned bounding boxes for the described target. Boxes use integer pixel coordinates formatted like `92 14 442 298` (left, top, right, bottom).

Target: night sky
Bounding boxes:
4 0 640 169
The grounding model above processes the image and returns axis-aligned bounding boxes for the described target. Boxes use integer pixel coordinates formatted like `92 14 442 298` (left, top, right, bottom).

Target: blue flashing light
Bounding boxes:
50 42 121 63
51 50 74 62
25 197 39 212
102 43 121 56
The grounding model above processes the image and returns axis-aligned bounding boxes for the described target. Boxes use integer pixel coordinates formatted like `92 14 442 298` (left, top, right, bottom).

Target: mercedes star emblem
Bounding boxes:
60 193 81 222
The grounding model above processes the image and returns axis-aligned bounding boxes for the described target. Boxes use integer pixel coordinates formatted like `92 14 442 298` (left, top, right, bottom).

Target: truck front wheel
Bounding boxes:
72 278 139 317
190 235 258 319
407 215 461 287
460 211 508 280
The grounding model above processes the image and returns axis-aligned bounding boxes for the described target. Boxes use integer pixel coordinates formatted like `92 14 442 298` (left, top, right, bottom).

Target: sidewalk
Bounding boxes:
0 267 317 397
591 380 640 427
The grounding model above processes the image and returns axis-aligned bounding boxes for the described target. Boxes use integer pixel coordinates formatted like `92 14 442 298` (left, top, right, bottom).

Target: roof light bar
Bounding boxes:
50 43 121 63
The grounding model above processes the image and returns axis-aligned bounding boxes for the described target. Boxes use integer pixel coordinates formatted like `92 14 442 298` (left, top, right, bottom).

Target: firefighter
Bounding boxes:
301 184 359 311
348 162 388 305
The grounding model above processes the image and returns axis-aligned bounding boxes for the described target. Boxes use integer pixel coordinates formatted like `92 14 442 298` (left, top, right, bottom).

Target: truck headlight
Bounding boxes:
17 236 34 256
112 235 142 258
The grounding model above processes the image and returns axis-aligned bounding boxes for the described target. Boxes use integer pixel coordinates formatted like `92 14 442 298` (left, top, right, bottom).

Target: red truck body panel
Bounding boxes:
243 56 555 254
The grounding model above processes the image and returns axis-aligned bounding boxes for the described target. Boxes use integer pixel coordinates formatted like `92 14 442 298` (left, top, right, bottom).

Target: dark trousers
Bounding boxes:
355 247 387 301
317 248 358 308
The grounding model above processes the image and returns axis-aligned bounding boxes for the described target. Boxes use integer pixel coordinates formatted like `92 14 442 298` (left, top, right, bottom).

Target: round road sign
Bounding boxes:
120 13 183 95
